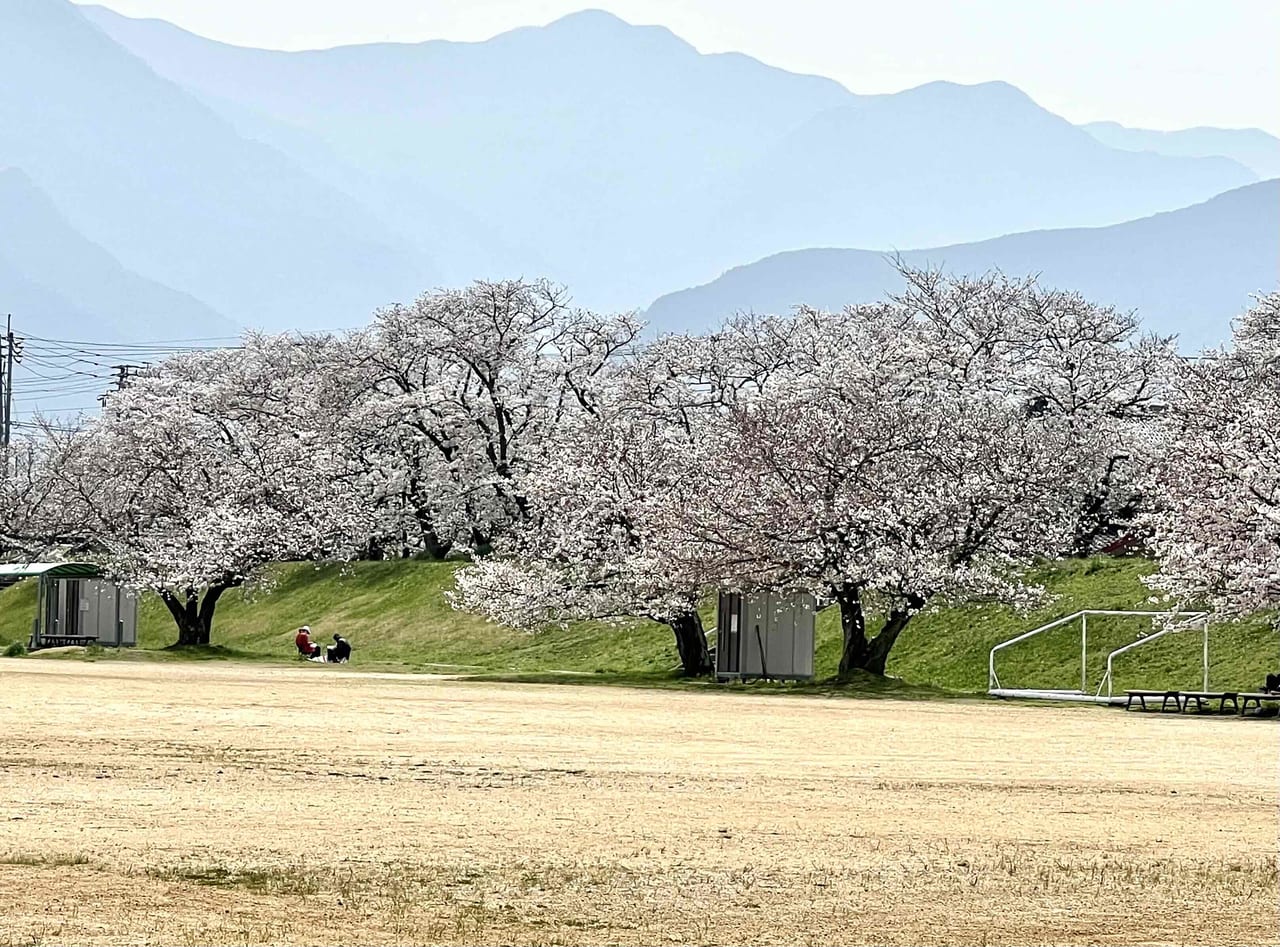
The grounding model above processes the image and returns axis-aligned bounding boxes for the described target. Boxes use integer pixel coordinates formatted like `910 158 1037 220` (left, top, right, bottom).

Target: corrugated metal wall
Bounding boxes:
38 578 138 647
716 590 815 680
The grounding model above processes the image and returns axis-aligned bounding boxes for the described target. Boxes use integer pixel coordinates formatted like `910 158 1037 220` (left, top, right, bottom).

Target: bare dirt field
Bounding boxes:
0 661 1276 946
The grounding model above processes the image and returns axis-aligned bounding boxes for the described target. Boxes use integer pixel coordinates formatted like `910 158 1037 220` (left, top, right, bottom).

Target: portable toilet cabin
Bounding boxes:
0 562 138 649
715 590 816 680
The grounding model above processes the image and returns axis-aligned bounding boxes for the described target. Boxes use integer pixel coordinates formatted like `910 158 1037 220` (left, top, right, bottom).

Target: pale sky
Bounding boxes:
76 0 1280 135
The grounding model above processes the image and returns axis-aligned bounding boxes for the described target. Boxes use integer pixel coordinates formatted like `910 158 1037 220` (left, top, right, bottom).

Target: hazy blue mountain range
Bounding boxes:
646 180 1280 352
0 1 1266 345
78 6 854 310
703 81 1256 269
81 5 1258 314
0 0 431 333
1083 122 1280 179
0 167 233 340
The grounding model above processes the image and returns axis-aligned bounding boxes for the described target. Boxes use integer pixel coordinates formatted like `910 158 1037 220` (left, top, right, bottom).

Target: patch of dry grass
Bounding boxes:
0 661 1275 946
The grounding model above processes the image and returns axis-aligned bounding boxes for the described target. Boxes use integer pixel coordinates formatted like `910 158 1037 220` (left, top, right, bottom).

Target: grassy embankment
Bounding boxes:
0 556 1275 693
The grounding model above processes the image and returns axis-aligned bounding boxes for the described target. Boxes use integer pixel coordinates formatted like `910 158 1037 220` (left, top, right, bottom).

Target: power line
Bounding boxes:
0 322 243 428
21 333 240 345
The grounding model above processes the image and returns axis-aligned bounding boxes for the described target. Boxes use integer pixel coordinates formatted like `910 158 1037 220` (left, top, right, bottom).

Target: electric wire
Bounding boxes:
2 328 241 427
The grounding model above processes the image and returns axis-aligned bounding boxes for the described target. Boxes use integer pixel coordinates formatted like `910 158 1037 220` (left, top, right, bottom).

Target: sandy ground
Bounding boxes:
0 660 1276 946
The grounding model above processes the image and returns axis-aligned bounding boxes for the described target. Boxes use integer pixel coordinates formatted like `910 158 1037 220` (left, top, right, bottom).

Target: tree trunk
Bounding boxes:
467 525 494 558
160 583 230 647
837 586 926 677
408 499 452 560
858 599 923 676
419 527 452 561
668 611 714 678
835 583 870 677
1070 454 1141 555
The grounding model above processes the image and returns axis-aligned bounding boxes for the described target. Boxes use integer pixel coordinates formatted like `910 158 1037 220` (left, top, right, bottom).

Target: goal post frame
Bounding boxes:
988 609 1210 705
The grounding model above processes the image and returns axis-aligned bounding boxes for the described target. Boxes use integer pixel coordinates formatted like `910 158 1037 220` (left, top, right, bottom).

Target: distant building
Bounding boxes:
0 562 137 649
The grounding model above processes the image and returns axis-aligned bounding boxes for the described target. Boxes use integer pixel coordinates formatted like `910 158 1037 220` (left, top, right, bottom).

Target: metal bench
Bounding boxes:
32 634 99 649
1178 691 1240 713
1125 690 1182 712
1238 693 1280 715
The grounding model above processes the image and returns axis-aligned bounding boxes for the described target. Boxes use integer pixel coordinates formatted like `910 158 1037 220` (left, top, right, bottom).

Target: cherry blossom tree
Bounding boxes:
43 333 375 646
893 267 1177 554
450 309 737 677
658 310 1062 676
456 270 1163 678
651 270 1162 677
8 269 1172 673
359 279 640 558
453 395 716 675
449 308 821 677
0 427 85 558
1145 293 1280 615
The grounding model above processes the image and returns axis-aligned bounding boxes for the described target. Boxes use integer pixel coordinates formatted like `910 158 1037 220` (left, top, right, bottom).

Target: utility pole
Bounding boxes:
1 315 21 448
98 363 144 407
0 315 7 449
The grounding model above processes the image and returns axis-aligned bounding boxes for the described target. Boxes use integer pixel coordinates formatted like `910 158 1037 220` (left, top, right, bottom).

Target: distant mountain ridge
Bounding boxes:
0 167 233 340
645 180 1280 352
0 165 242 417
0 0 432 332
706 80 1256 268
0 2 1266 347
1083 122 1280 179
80 4 1258 316
77 6 859 310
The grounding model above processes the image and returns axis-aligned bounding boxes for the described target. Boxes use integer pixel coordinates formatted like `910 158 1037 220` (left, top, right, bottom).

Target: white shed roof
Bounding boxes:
0 562 104 579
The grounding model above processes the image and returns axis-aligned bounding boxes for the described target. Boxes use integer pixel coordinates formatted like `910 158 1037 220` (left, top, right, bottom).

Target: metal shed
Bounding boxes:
716 590 816 680
0 562 138 649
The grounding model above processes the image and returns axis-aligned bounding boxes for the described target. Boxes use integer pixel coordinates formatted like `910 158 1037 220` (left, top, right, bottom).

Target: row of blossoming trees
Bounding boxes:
2 272 1276 674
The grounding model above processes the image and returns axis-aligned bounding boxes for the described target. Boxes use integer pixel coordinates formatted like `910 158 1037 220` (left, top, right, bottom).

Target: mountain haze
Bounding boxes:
646 180 1280 352
711 81 1256 263
0 167 233 341
81 6 854 308
81 6 1258 314
0 0 431 331
1083 122 1280 180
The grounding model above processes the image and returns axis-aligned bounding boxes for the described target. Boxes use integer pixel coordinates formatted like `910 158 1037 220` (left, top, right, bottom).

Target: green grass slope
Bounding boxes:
0 557 1275 692
861 557 1278 693
152 561 681 676
0 579 37 648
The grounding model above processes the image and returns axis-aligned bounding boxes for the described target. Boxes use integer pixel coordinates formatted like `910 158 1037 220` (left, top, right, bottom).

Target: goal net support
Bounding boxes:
988 609 1210 705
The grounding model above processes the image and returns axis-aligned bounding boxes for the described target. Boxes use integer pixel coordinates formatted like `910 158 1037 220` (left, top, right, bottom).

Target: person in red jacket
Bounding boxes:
294 625 320 658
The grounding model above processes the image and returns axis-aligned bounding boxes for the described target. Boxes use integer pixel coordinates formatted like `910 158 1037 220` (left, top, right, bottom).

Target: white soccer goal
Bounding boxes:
988 609 1210 705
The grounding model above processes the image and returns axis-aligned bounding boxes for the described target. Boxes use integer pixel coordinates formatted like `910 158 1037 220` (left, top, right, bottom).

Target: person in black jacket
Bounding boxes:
326 633 352 664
